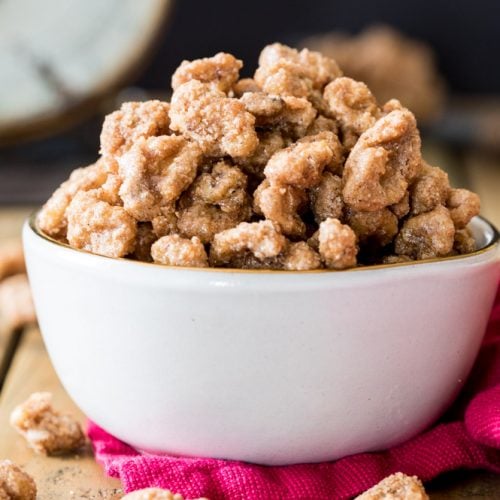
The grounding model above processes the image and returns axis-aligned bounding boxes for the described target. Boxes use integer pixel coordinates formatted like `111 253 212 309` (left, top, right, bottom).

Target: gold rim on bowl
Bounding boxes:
28 211 500 274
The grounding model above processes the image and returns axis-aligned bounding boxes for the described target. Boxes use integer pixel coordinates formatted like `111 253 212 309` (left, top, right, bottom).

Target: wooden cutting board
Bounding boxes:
0 0 171 144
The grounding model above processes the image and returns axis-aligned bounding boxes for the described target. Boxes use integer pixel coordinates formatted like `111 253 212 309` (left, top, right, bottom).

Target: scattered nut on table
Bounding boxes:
0 274 36 330
0 459 37 500
355 472 428 500
121 488 208 500
10 392 86 455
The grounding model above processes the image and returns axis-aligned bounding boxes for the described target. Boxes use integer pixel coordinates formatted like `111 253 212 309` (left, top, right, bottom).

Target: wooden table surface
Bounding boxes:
0 149 499 499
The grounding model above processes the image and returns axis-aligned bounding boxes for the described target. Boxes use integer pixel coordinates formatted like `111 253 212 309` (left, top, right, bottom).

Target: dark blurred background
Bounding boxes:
1 0 500 206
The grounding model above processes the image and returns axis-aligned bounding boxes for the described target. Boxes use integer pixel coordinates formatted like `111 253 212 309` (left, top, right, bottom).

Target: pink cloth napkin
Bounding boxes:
88 286 500 499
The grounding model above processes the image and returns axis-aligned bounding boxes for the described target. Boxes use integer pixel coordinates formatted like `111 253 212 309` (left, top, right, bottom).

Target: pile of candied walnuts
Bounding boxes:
38 43 480 270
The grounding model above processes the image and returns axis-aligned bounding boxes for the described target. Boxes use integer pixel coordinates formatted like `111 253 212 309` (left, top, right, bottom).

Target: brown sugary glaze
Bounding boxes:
38 44 480 270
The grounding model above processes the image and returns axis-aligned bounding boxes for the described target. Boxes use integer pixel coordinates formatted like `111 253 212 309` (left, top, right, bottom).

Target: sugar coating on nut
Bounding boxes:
10 392 85 455
240 92 316 138
255 43 342 98
395 205 455 260
169 80 258 158
172 52 242 93
118 135 201 220
177 204 247 244
446 188 480 228
324 77 381 140
298 131 344 174
0 274 36 329
318 218 358 269
282 242 321 270
0 460 37 500
0 240 26 281
410 162 449 215
187 162 249 214
38 161 108 238
355 472 428 500
343 109 421 211
66 187 137 258
264 139 333 189
210 220 287 266
100 101 170 158
151 235 208 268
254 180 307 237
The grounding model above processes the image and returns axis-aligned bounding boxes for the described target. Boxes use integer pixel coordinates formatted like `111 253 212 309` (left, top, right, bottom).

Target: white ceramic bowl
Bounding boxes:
23 215 499 465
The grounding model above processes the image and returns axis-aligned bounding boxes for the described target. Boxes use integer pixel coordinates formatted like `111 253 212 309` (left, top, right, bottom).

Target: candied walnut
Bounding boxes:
318 218 357 269
299 131 344 174
132 223 157 262
240 93 316 138
346 208 398 248
10 392 85 455
355 472 428 500
324 77 381 139
100 101 170 158
454 228 476 254
282 242 321 270
210 220 287 267
66 188 137 258
382 254 414 265
447 188 480 228
254 180 307 237
0 460 36 500
395 206 455 260
310 172 344 223
255 43 342 98
410 162 450 215
264 139 333 189
306 115 339 136
38 161 108 238
236 130 286 179
152 205 178 237
151 235 208 268
169 80 258 158
390 191 410 219
118 135 201 221
0 240 25 281
187 162 250 214
177 204 247 244
233 78 261 97
171 52 242 93
0 274 36 329
343 109 421 212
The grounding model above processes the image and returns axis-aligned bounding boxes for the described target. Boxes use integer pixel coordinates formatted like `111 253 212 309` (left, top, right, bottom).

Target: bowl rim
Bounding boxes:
28 211 500 275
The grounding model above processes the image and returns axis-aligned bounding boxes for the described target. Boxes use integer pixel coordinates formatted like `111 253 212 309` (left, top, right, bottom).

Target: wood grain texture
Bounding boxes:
0 327 123 499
